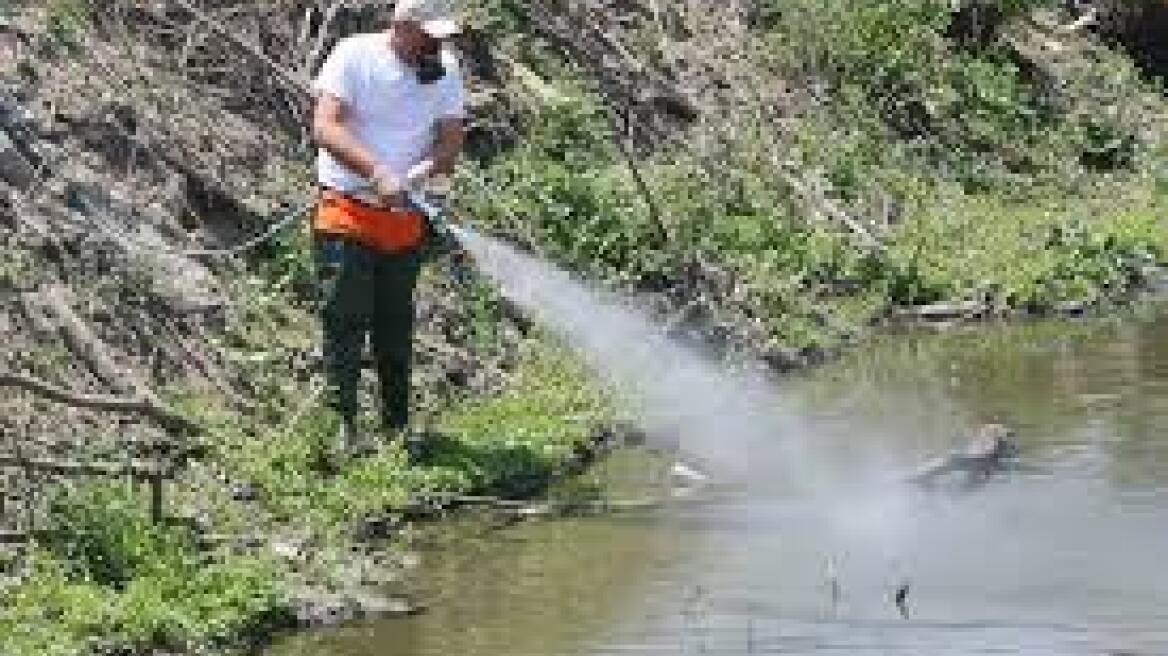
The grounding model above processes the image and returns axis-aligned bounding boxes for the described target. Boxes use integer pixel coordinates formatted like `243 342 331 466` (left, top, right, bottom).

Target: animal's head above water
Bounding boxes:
963 422 1017 459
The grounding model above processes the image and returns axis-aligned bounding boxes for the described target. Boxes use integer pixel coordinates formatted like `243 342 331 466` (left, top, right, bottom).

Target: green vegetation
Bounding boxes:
2 484 287 656
1 334 617 656
454 0 1168 353
5 194 620 655
880 193 1168 308
191 331 614 529
6 1 1168 654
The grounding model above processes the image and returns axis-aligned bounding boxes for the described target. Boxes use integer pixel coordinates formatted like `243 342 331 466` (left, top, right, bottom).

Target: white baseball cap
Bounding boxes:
393 0 462 38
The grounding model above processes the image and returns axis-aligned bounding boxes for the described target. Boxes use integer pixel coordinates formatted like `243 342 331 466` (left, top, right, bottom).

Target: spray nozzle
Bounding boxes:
407 192 458 246
405 191 473 284
405 191 456 238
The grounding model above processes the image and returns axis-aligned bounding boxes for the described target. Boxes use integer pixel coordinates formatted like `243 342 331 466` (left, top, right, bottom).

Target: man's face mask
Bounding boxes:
416 44 446 84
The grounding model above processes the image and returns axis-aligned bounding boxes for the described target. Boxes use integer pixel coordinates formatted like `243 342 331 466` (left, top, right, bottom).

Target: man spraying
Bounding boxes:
310 0 466 460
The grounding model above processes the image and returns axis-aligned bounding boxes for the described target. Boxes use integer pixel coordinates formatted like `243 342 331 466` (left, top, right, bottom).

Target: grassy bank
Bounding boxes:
3 214 623 653
1 327 622 656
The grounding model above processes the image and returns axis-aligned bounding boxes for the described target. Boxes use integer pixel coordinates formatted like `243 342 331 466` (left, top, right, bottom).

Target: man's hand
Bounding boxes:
371 164 407 208
405 159 435 191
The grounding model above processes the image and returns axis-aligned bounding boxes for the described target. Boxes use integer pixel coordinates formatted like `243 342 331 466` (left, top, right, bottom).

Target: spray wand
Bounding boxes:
405 191 458 246
404 190 474 285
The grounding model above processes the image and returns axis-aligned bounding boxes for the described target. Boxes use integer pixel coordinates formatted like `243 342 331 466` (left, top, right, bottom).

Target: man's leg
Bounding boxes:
371 248 422 433
315 234 374 439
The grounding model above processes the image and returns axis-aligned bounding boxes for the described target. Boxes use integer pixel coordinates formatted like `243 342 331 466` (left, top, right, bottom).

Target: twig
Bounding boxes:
181 199 314 257
170 0 311 96
29 285 148 397
0 451 168 479
770 157 885 253
0 370 197 434
304 0 345 82
17 286 199 434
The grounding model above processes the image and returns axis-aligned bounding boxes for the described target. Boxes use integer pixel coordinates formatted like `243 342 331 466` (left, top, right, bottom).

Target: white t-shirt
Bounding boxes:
312 32 467 192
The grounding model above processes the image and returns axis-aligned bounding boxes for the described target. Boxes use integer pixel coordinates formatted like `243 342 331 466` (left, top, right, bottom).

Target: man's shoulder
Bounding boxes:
329 32 384 59
336 31 380 48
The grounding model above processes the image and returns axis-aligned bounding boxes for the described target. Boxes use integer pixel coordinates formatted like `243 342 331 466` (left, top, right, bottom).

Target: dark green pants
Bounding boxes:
313 233 422 430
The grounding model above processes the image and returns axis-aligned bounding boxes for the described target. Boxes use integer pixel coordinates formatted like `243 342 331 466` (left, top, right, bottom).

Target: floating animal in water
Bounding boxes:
669 458 711 488
825 557 842 612
893 581 910 619
907 422 1021 488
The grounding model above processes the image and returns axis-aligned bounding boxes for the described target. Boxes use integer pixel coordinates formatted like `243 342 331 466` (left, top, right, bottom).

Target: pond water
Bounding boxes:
267 307 1168 656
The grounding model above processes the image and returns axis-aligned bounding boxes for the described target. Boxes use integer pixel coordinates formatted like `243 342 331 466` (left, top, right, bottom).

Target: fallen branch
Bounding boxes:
16 285 199 434
399 491 668 521
0 370 198 434
609 105 671 244
0 451 168 479
24 285 143 397
770 156 885 253
0 530 31 544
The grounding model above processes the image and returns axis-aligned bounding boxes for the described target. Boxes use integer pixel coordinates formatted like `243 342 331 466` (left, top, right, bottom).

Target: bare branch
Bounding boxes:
16 286 199 434
0 370 197 434
170 0 311 96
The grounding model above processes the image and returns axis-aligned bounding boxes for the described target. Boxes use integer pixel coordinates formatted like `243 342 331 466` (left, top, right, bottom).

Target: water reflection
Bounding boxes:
267 512 698 656
268 308 1168 656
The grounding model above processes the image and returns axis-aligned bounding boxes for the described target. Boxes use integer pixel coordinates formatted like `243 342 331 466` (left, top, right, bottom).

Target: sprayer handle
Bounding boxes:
406 191 444 222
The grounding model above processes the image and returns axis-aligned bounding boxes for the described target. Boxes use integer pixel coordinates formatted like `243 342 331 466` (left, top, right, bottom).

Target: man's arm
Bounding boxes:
313 92 403 199
406 117 465 188
430 117 465 175
313 92 375 179
407 57 467 187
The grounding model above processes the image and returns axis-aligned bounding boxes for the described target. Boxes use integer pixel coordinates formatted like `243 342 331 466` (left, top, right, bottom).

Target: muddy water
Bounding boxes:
266 308 1168 656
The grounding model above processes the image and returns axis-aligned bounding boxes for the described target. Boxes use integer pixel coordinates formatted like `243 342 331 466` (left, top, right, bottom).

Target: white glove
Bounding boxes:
404 158 436 191
370 164 404 199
